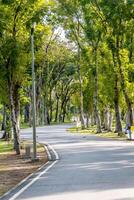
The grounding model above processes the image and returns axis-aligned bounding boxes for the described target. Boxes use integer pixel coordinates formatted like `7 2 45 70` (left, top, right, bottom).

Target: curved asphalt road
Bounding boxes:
6 124 134 200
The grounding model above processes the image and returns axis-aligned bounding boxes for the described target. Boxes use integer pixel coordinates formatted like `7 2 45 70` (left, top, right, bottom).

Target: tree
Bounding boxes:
57 0 86 128
0 0 50 154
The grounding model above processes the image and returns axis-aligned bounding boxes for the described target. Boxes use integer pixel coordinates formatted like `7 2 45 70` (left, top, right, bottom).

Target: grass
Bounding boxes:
97 132 126 140
20 123 31 129
48 121 73 125
0 141 13 153
69 126 96 134
0 139 45 154
68 126 127 140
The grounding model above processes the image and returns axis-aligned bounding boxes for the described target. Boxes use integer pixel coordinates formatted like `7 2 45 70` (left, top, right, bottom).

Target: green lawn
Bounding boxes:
0 141 13 153
20 123 31 129
68 126 127 140
68 126 96 134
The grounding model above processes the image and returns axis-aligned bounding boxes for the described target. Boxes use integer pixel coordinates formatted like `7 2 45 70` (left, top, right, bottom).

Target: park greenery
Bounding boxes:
0 0 134 154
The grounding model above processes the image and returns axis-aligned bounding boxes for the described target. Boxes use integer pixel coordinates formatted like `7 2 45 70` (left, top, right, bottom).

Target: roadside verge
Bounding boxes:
0 143 59 200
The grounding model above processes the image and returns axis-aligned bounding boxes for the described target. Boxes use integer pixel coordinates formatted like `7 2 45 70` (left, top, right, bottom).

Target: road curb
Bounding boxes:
0 143 59 200
44 143 59 161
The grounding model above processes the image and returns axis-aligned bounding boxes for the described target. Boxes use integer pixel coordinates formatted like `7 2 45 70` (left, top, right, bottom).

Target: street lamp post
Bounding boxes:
31 23 37 161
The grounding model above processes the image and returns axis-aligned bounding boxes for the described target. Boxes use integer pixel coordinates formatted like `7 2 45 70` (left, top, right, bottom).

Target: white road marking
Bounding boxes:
0 161 49 200
52 147 59 160
9 160 58 200
48 144 59 160
44 145 52 161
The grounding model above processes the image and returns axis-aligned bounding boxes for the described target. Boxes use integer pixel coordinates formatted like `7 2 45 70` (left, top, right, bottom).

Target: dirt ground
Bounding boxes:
0 146 48 197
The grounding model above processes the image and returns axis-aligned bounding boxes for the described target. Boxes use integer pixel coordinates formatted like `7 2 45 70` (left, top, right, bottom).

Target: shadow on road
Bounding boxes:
17 125 134 200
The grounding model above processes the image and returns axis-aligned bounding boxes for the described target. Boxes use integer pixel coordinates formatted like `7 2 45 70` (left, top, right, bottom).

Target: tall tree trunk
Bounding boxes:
36 102 41 126
116 36 133 126
59 101 63 123
75 19 85 129
41 96 45 126
1 105 7 139
59 85 70 123
14 84 20 133
62 107 66 123
86 113 89 128
1 107 11 140
62 100 69 123
77 63 85 129
24 104 30 124
36 86 41 126
112 50 122 134
100 110 105 129
94 48 101 133
44 91 50 125
1 105 6 131
114 75 122 134
49 89 53 123
4 7 21 153
104 107 109 130
44 101 48 125
91 113 95 126
108 110 113 132
8 80 20 155
55 95 59 123
124 96 133 126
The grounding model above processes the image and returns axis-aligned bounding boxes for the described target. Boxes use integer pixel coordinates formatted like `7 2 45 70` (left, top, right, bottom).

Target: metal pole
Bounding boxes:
31 24 37 160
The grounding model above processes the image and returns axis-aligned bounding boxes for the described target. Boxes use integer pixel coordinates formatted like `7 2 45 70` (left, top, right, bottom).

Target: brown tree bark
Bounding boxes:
112 50 122 134
55 93 59 123
8 80 20 155
1 105 6 131
108 110 113 132
114 74 122 134
24 104 30 124
49 89 53 123
116 36 133 126
77 62 85 129
94 48 101 133
104 107 109 130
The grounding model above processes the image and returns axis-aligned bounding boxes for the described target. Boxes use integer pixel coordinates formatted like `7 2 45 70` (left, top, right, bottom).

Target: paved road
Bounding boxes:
9 125 134 200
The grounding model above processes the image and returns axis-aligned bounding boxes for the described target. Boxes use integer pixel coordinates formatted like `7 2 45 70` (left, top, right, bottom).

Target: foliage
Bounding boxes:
0 0 134 145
